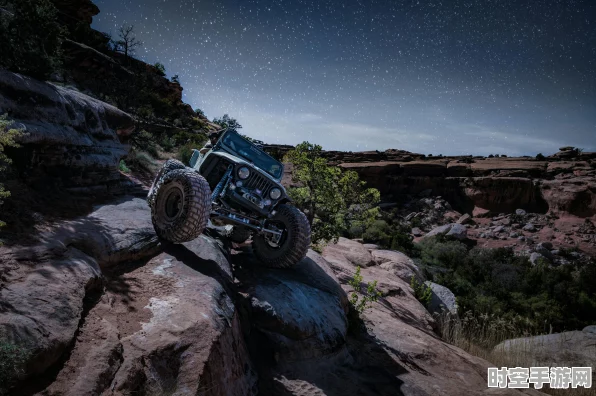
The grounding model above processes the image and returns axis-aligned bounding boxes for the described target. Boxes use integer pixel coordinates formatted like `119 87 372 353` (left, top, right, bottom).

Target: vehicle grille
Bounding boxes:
244 171 275 197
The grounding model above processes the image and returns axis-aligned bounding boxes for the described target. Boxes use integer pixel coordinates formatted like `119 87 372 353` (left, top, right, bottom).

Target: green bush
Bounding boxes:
0 115 23 227
418 237 596 333
410 276 432 307
0 0 66 79
535 153 545 160
118 159 131 173
154 62 166 76
177 143 196 166
0 341 28 394
362 220 419 257
348 266 381 314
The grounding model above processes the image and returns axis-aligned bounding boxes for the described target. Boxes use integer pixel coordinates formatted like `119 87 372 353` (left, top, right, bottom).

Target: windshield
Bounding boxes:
219 131 283 179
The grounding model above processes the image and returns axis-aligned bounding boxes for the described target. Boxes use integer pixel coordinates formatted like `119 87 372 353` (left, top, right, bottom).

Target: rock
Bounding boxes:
235 249 349 362
551 249 560 255
37 197 161 267
537 241 553 250
0 246 103 375
534 245 554 260
0 69 134 194
421 223 468 241
493 225 504 233
494 331 596 370
509 232 519 238
541 177 596 217
371 250 423 282
523 223 537 232
583 325 596 334
530 252 547 265
411 227 424 237
456 213 473 225
472 206 491 217
518 236 526 241
405 212 418 221
322 237 375 267
425 281 458 315
1 199 258 395
96 239 257 395
362 243 379 251
515 208 527 216
0 197 160 377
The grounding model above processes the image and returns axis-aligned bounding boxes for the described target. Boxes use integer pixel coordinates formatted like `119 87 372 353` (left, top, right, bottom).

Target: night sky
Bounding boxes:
92 0 596 156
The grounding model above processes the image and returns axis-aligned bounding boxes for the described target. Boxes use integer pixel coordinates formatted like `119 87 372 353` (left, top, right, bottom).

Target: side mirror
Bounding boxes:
189 149 201 168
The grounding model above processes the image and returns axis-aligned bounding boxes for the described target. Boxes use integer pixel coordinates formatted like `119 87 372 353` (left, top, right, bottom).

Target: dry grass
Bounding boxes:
434 311 596 396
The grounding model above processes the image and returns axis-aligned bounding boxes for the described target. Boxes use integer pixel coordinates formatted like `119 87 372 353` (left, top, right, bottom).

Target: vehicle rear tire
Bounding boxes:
151 169 212 243
147 159 186 209
228 226 252 243
252 204 311 268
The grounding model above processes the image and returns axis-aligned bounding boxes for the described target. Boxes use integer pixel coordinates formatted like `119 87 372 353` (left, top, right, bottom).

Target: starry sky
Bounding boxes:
92 0 595 156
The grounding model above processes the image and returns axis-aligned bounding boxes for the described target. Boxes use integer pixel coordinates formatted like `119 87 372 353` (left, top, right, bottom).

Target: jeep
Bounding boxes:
147 129 311 268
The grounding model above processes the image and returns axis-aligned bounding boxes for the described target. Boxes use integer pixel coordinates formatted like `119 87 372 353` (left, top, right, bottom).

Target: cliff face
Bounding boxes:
338 157 596 218
276 146 596 219
0 69 136 195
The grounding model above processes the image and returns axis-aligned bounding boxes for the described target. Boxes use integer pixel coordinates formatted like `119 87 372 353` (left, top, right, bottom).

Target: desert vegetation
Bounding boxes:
285 142 381 244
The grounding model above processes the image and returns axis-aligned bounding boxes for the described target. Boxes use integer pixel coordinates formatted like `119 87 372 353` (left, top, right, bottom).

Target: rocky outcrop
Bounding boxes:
50 0 100 25
0 69 136 195
421 223 468 241
2 197 548 395
425 281 458 315
493 329 596 370
0 198 257 395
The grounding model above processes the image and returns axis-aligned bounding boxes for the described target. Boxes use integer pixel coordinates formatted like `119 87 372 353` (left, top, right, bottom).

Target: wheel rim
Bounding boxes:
156 183 185 227
164 187 183 219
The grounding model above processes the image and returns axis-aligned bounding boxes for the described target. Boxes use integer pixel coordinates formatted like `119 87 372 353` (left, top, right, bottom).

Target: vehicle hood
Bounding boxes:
208 150 285 187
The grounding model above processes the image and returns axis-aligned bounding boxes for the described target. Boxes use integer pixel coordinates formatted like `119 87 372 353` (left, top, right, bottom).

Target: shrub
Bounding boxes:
177 142 196 166
0 341 28 394
154 62 166 76
419 237 596 333
410 276 432 307
286 142 380 243
362 220 419 257
0 115 23 227
535 153 545 160
118 159 131 173
348 266 381 314
0 0 66 79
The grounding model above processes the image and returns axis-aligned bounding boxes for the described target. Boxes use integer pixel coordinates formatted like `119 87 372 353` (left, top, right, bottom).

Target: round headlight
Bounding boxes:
270 188 282 200
238 167 250 180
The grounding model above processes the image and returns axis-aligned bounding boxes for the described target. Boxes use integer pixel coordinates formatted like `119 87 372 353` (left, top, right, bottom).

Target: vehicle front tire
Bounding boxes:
147 159 186 209
151 169 212 243
252 204 311 268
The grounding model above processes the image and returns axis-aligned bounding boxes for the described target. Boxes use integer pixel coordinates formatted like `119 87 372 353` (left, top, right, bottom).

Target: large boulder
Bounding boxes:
234 249 349 362
321 237 375 267
494 331 596 370
0 69 134 194
371 249 423 282
317 239 539 396
0 197 158 376
425 281 458 315
421 223 468 241
0 198 258 395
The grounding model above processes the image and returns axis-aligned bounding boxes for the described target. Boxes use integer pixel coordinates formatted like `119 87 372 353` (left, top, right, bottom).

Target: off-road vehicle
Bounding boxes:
147 129 311 268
